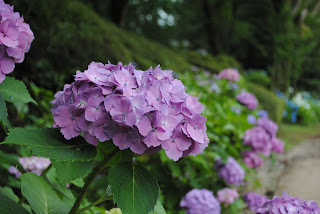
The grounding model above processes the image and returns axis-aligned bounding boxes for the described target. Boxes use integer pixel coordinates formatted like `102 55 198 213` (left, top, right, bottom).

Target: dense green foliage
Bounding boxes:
246 83 285 125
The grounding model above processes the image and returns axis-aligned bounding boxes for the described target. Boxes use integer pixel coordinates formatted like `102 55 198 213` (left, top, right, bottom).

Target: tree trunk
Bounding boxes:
201 0 217 54
110 0 130 28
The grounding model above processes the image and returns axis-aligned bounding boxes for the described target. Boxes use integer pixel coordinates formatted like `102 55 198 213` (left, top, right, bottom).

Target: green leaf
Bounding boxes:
149 200 166 214
0 186 19 202
107 149 133 167
2 128 97 161
108 161 159 214
0 192 30 214
0 93 8 125
52 160 94 184
0 77 36 105
0 150 19 166
21 173 71 214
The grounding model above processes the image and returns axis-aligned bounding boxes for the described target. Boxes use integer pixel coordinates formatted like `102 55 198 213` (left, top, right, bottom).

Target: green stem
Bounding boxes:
69 148 119 214
76 196 113 213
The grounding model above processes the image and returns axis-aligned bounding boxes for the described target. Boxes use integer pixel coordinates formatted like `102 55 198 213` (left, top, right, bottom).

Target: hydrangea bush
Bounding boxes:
0 0 34 83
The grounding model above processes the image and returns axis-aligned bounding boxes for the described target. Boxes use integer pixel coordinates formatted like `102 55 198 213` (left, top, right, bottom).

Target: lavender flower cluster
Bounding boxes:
51 62 209 161
236 91 258 110
9 156 51 177
243 192 268 212
217 188 239 204
215 156 245 186
217 68 240 82
257 192 320 214
0 0 34 83
180 189 221 214
243 117 284 168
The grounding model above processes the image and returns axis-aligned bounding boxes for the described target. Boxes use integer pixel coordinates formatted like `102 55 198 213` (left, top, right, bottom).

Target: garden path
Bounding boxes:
255 137 320 204
275 138 320 203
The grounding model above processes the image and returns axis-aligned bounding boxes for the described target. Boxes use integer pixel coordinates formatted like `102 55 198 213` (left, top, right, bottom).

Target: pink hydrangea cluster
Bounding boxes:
217 188 239 204
236 91 258 110
215 156 245 186
243 117 284 168
0 0 34 83
257 192 320 214
217 68 240 82
180 189 221 214
243 192 268 212
8 156 51 177
51 62 209 161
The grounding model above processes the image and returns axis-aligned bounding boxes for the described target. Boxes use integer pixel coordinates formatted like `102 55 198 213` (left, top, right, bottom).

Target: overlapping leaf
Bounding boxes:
2 128 97 161
21 173 71 214
52 160 94 184
0 77 36 105
108 161 159 214
0 192 29 214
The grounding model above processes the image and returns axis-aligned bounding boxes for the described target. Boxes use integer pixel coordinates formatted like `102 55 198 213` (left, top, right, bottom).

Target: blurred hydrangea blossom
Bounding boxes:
215 156 245 186
247 114 256 125
257 118 278 137
0 0 34 83
236 91 258 110
243 151 263 168
257 192 320 214
51 62 209 161
243 192 268 212
231 107 241 115
9 156 51 177
217 68 240 82
243 127 271 156
217 188 239 204
180 188 221 214
257 110 268 118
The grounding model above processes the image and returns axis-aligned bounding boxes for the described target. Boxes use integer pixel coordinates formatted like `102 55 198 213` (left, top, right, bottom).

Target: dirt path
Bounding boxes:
254 138 320 203
275 138 320 203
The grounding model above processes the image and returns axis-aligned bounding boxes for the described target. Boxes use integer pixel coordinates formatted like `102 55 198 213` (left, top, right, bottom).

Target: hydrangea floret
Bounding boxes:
243 192 268 212
180 188 221 214
236 91 258 110
243 151 264 168
257 117 278 137
217 68 240 82
215 156 245 186
247 114 256 125
257 110 268 118
217 188 239 204
243 127 271 156
9 156 51 177
51 61 209 161
257 192 320 214
0 0 34 83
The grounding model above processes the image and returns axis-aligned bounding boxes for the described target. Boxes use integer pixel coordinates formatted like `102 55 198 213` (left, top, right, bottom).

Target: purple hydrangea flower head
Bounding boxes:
243 192 268 212
8 166 21 177
257 110 268 118
9 156 51 177
243 127 272 156
180 188 221 214
51 62 209 161
243 151 264 168
257 117 278 137
257 192 320 214
217 68 240 82
270 137 284 154
215 156 245 186
247 114 256 125
217 188 239 204
236 91 258 110
0 0 34 83
19 156 51 176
